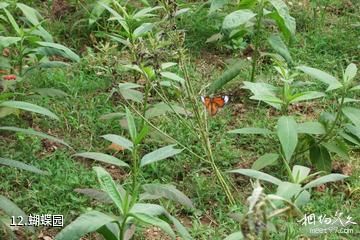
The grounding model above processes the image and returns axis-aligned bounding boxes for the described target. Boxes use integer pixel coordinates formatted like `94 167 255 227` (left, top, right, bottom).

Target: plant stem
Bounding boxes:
179 50 235 205
250 0 265 82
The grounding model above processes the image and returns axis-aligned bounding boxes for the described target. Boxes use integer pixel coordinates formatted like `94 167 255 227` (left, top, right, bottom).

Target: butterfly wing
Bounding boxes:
211 96 229 108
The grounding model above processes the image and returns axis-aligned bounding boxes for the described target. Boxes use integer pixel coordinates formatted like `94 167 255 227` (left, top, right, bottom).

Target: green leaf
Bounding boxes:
276 182 301 200
93 167 124 214
0 196 34 233
222 10 256 30
208 61 246 94
125 107 137 142
101 134 133 151
224 232 244 240
140 144 183 167
160 72 185 84
268 34 292 64
3 8 20 35
97 223 119 240
130 203 165 216
251 153 279 170
55 211 116 240
74 188 111 203
209 0 230 14
303 174 348 189
228 169 282 185
309 145 332 172
0 36 21 47
268 0 296 41
118 85 143 103
344 63 357 83
350 85 360 91
16 3 41 25
133 7 161 19
33 88 68 98
145 102 190 119
277 116 298 161
291 165 310 183
133 23 154 38
74 152 129 168
296 66 342 91
228 127 272 135
142 183 194 208
242 81 281 109
289 91 325 103
0 126 69 147
294 190 310 207
322 140 350 160
129 213 176 239
0 157 49 175
342 107 360 127
99 112 125 120
99 2 129 33
36 42 80 62
297 121 326 135
0 101 59 120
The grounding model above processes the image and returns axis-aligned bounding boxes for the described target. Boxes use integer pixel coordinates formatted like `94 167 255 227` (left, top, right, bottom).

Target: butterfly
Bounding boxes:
201 96 229 116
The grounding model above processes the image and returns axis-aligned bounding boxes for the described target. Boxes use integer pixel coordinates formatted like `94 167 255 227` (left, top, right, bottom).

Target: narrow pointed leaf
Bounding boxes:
0 101 59 120
303 174 348 189
277 116 298 161
0 157 49 175
297 66 342 91
140 145 183 167
342 107 360 127
74 152 129 168
101 134 133 151
251 153 279 170
228 169 282 185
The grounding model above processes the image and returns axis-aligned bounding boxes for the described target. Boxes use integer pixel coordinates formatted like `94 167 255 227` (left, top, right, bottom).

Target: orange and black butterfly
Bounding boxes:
201 96 229 116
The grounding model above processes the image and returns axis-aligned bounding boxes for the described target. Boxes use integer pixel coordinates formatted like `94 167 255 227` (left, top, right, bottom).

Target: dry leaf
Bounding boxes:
108 143 125 152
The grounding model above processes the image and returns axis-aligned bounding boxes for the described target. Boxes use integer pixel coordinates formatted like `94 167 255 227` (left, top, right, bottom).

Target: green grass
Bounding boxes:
1 1 360 239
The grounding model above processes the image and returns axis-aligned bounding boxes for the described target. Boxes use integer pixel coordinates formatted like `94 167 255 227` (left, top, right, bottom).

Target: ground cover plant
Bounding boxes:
0 0 359 239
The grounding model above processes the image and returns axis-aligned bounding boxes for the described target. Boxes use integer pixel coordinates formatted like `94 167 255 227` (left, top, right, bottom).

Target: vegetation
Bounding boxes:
1 0 359 239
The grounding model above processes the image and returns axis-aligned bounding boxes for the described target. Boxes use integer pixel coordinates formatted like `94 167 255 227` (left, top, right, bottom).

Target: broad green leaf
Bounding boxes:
0 101 59 120
342 98 360 103
130 203 165 216
309 145 331 172
251 153 279 170
55 211 116 240
222 10 256 30
16 3 41 25
224 232 244 240
268 0 296 41
322 140 350 160
4 8 20 35
74 188 111 203
0 107 19 118
268 34 292 64
250 95 283 104
89 0 112 25
277 116 298 161
344 63 357 83
0 157 49 175
208 61 247 94
133 6 161 19
93 167 124 214
108 34 131 47
119 87 143 103
0 196 34 233
297 122 326 135
340 131 360 146
99 112 125 120
228 169 282 185
74 152 129 168
289 91 325 103
101 134 133 151
99 2 129 33
0 3 9 9
0 126 69 147
242 81 281 109
166 214 192 240
134 123 149 144
161 62 177 69
97 223 119 240
129 213 176 239
345 124 360 139
125 107 137 141
0 36 21 47
350 85 360 91
142 183 194 208
291 165 310 183
33 88 68 98
276 182 301 200
145 102 190 119
294 190 310 207
160 72 185 84
303 174 348 189
36 42 80 62
140 144 183 167
209 0 230 14
342 107 360 127
228 127 272 135
133 23 154 38
296 66 342 91
206 33 223 43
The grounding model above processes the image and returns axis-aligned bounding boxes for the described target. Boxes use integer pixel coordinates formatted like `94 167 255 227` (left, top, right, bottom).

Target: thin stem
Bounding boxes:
250 0 265 82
